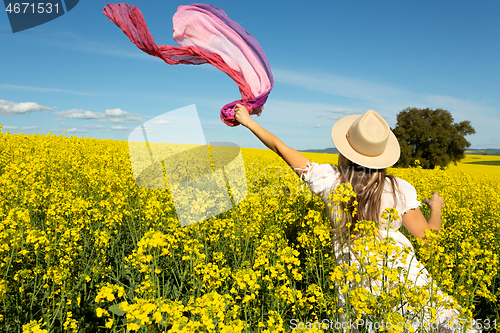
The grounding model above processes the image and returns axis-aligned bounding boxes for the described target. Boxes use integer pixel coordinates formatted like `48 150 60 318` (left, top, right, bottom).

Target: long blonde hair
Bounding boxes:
330 154 398 242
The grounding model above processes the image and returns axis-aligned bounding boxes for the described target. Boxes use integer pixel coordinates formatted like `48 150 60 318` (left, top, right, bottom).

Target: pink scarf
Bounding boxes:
103 3 274 126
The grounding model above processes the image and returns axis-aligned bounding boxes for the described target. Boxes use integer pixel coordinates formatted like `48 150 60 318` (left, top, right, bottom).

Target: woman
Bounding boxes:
234 105 479 332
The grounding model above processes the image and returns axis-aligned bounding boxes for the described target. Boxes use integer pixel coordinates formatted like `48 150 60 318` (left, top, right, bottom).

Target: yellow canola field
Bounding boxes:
0 132 499 332
446 155 500 178
295 152 500 179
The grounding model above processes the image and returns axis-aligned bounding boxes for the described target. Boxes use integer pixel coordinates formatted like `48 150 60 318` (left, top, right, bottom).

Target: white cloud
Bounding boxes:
262 99 357 125
154 119 173 125
0 84 98 96
270 68 500 148
106 108 128 116
273 68 499 121
140 124 156 134
273 68 415 104
326 108 356 115
21 126 40 130
109 126 133 131
3 126 18 129
422 95 498 120
66 127 87 133
44 32 156 61
54 108 143 124
82 125 105 129
0 100 52 115
98 116 144 124
308 125 323 128
55 109 104 119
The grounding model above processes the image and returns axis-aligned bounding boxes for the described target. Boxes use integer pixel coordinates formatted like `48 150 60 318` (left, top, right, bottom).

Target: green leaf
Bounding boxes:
109 303 126 316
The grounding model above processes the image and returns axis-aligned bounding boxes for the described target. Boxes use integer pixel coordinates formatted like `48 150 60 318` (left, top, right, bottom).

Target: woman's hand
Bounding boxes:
425 192 444 211
233 103 312 176
234 104 253 128
403 192 443 240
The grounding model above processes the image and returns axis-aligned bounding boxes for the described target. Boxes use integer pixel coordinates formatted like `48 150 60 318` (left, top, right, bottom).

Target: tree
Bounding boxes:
392 107 475 169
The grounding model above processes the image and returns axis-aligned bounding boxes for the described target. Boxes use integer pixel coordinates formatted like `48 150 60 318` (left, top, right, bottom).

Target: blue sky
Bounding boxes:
1 0 499 150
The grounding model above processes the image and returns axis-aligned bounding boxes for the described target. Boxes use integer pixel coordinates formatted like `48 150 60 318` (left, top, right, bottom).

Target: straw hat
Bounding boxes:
331 110 400 169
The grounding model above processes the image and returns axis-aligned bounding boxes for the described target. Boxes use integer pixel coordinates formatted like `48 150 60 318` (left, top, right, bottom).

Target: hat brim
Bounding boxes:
331 115 400 169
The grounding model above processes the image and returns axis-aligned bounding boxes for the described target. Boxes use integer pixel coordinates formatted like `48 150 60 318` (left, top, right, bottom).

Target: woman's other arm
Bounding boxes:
234 104 313 177
402 192 443 239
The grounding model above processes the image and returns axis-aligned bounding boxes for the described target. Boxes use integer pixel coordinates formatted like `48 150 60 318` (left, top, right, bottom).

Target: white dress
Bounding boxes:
296 162 480 333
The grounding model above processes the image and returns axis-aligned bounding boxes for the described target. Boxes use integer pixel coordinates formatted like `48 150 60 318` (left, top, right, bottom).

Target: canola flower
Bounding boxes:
0 129 498 332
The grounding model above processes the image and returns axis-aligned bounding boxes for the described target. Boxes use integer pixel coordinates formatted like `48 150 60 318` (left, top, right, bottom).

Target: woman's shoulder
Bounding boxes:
311 163 338 174
301 163 340 198
305 163 339 181
296 162 337 178
384 176 420 213
391 177 416 193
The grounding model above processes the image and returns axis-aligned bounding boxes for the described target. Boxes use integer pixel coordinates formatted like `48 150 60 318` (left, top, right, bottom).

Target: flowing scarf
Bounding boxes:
103 3 274 126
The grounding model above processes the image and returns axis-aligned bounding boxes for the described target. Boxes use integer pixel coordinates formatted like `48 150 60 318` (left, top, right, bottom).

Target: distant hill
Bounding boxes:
466 149 500 156
299 148 500 156
299 147 339 154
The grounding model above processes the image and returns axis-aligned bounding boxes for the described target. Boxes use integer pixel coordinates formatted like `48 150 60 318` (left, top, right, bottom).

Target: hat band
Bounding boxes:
346 133 383 157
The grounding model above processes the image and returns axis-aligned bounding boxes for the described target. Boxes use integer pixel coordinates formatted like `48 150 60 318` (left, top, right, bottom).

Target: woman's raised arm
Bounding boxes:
234 104 313 177
402 192 443 239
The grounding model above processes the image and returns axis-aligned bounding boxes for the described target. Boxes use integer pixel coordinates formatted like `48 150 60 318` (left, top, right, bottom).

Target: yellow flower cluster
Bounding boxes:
0 130 498 331
22 319 48 333
390 164 500 317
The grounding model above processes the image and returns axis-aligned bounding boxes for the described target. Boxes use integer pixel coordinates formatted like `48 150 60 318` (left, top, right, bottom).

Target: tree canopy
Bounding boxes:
392 107 475 169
